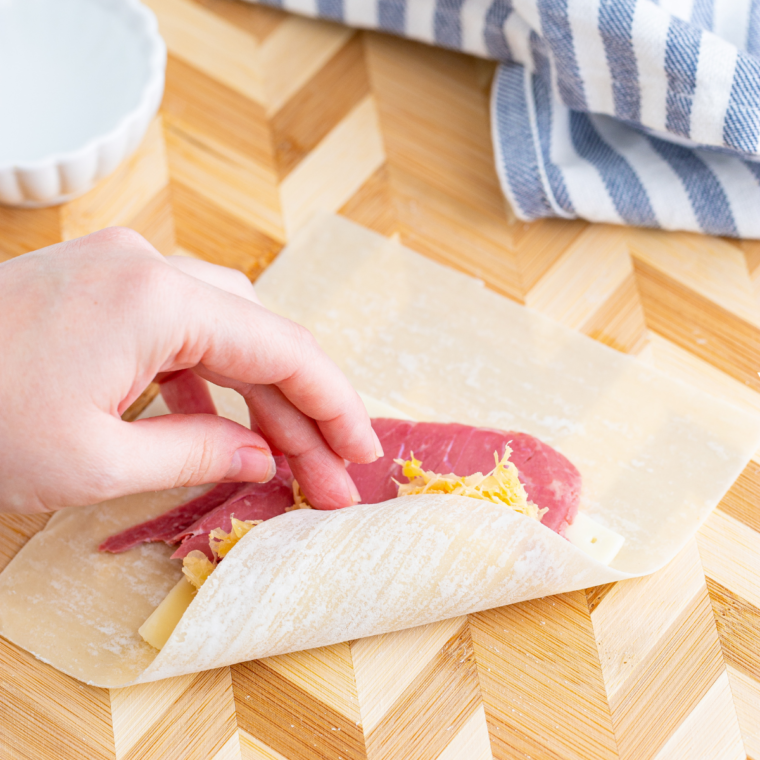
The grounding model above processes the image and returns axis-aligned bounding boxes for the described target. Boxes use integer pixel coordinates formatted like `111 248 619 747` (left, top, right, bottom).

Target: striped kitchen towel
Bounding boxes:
247 0 760 238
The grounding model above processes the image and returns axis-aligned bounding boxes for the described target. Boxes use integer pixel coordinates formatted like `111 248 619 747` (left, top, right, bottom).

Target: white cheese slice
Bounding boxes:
565 513 625 565
138 577 196 650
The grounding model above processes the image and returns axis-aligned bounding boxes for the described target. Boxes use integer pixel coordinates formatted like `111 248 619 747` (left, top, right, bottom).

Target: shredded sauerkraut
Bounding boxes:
182 516 262 589
182 447 543 589
287 480 313 510
182 551 216 590
209 517 262 559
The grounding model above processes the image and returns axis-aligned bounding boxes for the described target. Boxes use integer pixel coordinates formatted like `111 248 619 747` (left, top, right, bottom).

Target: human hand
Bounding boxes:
0 228 382 514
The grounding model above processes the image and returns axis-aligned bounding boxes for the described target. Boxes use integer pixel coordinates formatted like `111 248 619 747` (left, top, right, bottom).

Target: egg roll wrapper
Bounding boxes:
1 214 759 687
0 488 625 687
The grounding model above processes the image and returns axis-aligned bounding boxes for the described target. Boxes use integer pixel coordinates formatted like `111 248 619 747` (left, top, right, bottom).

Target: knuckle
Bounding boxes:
228 268 254 291
125 258 174 308
71 228 170 311
289 438 322 462
176 428 219 487
98 226 152 251
290 321 319 358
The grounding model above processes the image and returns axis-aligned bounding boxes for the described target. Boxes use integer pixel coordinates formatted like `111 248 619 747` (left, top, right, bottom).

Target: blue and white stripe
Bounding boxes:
248 0 760 237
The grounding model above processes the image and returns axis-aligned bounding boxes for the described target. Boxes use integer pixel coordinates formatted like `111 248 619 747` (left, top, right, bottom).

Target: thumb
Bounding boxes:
106 413 276 493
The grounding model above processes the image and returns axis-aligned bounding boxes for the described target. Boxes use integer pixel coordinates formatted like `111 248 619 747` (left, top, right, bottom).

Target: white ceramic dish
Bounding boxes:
0 0 166 208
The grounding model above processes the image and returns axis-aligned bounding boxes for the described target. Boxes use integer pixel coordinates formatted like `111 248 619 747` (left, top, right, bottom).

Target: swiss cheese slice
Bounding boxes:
138 577 196 650
565 512 625 565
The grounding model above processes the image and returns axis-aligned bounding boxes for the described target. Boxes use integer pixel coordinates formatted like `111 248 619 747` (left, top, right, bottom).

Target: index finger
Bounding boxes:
166 267 381 467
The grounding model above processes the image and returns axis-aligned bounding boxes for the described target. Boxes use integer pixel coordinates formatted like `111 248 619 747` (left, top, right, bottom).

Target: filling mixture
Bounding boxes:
101 419 611 650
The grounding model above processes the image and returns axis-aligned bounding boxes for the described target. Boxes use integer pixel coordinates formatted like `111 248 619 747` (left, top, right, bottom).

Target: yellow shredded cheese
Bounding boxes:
394 446 547 521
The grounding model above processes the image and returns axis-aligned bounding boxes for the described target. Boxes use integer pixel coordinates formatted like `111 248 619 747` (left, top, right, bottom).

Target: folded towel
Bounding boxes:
250 0 760 237
490 0 760 238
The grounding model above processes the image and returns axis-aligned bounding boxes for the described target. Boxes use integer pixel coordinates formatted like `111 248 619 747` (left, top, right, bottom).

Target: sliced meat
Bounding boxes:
503 431 581 534
170 457 295 558
100 419 580 557
158 369 217 415
99 482 244 554
348 420 580 535
169 533 215 561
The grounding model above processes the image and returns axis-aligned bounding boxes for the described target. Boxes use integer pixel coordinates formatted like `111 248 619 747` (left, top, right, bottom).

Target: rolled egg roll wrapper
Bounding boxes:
0 488 625 688
2 214 760 687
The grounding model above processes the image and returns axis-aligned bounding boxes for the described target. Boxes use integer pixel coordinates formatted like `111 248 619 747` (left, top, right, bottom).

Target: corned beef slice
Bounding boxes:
158 369 217 415
169 534 216 561
349 420 580 534
169 457 295 559
100 420 580 557
98 482 244 553
504 431 580 533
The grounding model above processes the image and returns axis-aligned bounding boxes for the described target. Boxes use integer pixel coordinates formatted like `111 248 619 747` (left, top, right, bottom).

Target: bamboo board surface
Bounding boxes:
1 2 760 758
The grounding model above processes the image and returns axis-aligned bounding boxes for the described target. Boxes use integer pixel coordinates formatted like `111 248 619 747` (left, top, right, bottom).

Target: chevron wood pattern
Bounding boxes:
1 1 760 757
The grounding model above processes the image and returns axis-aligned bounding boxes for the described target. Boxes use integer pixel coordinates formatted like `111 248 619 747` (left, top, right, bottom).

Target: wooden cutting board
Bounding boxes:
2 1 760 758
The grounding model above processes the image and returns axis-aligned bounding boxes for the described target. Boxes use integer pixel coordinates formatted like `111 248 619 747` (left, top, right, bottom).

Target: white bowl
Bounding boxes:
0 0 166 207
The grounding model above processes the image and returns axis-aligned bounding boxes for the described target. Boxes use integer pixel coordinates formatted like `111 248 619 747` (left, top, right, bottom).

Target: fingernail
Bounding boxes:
345 471 362 504
226 447 276 483
371 428 384 459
